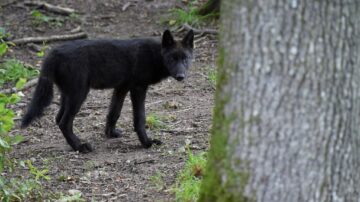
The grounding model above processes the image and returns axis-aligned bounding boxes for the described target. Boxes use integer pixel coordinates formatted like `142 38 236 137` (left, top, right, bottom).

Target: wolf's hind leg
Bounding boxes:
105 87 129 138
56 93 66 125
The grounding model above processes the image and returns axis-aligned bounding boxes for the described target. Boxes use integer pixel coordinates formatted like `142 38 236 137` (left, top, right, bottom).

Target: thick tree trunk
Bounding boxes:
200 0 360 201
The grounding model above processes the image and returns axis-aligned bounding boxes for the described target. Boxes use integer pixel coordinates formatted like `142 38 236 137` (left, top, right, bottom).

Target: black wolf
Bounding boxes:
21 30 194 153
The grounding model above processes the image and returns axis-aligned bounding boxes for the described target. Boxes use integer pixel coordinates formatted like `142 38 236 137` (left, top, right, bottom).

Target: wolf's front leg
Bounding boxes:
130 86 162 148
105 87 129 138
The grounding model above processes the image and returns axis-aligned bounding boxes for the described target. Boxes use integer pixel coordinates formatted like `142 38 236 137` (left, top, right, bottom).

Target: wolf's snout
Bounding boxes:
175 73 185 81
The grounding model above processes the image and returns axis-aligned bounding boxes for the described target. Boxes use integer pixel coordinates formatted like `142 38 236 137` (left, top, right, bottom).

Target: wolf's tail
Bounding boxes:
21 53 57 128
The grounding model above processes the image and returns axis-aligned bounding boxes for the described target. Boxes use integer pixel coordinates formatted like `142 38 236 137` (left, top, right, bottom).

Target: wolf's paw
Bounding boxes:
106 129 122 138
151 139 162 146
78 143 93 153
142 139 162 148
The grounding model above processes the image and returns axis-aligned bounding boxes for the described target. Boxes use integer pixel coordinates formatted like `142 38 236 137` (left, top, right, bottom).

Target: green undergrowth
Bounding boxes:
172 148 207 202
0 59 39 87
207 66 217 87
0 28 83 201
146 113 175 130
168 0 217 26
31 10 65 27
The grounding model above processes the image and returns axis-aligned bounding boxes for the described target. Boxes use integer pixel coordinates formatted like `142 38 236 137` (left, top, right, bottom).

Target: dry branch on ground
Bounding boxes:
24 1 75 15
182 23 218 35
12 32 87 45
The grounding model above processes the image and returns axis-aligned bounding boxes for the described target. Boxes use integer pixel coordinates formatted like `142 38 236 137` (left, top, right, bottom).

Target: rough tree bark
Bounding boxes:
200 0 360 202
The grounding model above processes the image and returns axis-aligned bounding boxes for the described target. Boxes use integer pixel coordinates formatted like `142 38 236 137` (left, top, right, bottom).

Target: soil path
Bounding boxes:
1 0 217 201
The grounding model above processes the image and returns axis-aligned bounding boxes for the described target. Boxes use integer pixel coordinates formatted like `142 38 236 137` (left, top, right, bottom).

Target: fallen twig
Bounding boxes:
27 43 42 52
69 26 82 33
0 78 38 94
12 32 87 45
24 1 75 15
183 23 218 35
122 2 131 11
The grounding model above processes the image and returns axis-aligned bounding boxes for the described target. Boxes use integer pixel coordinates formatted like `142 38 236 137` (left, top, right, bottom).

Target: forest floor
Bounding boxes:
0 0 217 201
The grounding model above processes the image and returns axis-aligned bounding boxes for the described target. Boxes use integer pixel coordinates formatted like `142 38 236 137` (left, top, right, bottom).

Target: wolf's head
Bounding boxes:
161 30 194 81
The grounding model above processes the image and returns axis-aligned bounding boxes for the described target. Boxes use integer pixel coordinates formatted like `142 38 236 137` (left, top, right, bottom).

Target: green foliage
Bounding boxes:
0 25 53 200
0 42 8 57
0 177 42 202
0 93 21 171
15 78 27 90
0 92 45 201
173 148 207 202
0 59 39 87
146 113 167 130
0 27 10 57
169 1 217 26
31 10 64 27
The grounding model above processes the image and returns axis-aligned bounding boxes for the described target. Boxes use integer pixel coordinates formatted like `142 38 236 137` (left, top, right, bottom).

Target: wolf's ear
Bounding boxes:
182 30 194 49
162 30 175 48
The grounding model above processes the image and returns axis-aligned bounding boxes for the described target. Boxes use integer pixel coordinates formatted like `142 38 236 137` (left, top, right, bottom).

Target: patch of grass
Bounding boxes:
150 171 165 191
169 0 217 26
172 148 207 202
0 59 39 87
207 67 217 87
31 10 64 27
55 192 85 202
146 113 167 130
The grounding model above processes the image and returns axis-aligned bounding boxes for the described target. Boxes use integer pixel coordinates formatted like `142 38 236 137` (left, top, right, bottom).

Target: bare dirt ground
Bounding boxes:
0 0 217 201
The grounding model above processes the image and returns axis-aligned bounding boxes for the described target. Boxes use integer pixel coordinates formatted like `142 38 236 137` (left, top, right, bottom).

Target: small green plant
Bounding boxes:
0 40 8 57
0 59 39 87
26 160 51 181
172 148 207 202
0 27 13 57
150 171 165 191
37 42 48 57
207 67 217 87
146 113 167 130
31 10 64 27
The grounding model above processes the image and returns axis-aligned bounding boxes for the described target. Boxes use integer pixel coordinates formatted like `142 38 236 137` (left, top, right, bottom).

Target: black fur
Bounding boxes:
21 30 194 153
